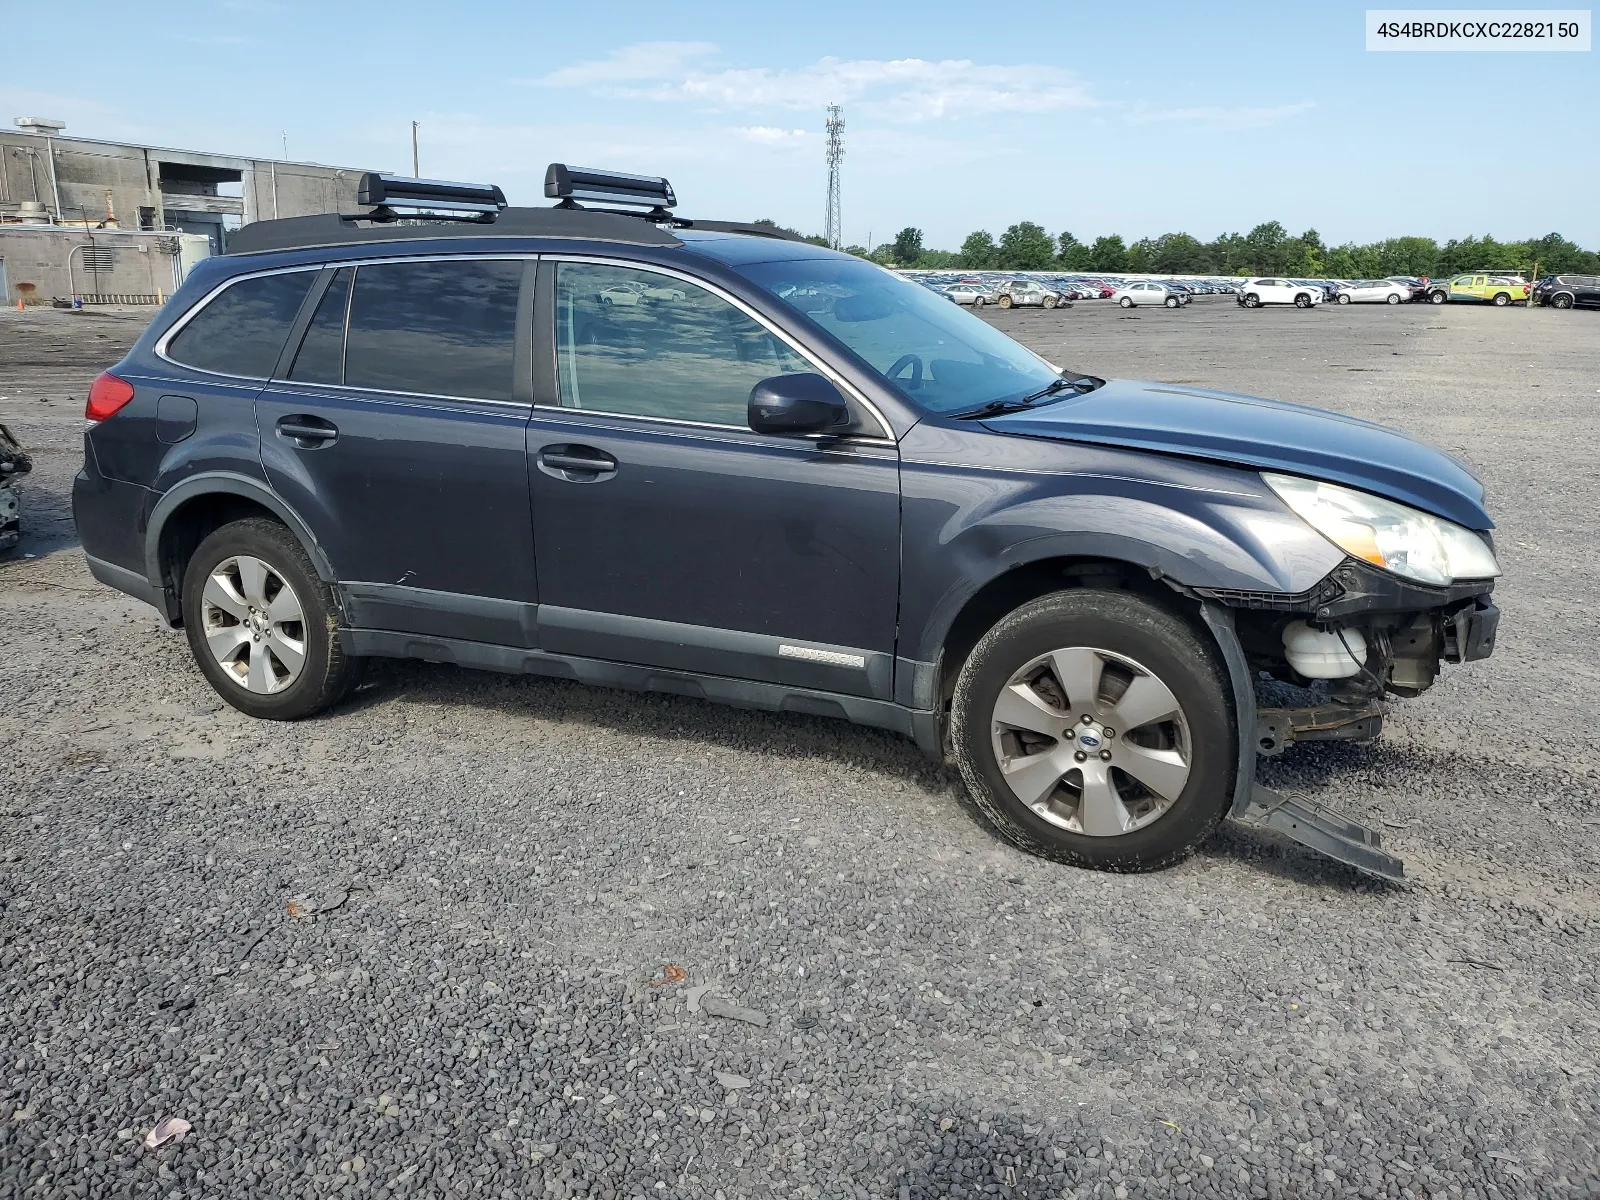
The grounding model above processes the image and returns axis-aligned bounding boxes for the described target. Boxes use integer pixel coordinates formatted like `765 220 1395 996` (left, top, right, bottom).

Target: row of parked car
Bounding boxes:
915 272 1237 310
912 270 1597 312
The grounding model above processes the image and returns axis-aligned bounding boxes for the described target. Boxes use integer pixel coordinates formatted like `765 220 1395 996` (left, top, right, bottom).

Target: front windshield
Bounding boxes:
735 256 1068 415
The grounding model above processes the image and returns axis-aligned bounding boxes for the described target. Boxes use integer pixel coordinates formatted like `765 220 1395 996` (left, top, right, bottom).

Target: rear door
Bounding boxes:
255 256 538 645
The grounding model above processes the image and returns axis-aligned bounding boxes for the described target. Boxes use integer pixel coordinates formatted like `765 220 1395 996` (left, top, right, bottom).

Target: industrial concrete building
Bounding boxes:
0 117 377 305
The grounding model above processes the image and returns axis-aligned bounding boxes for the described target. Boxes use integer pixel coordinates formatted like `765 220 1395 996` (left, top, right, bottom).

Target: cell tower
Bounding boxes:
824 104 844 250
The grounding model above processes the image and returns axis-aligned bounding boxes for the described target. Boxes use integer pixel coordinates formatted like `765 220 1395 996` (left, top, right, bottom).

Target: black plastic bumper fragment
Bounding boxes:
1445 596 1499 662
1234 785 1405 882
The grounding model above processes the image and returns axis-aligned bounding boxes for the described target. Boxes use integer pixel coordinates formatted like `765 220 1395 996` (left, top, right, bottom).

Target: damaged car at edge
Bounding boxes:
70 167 1500 882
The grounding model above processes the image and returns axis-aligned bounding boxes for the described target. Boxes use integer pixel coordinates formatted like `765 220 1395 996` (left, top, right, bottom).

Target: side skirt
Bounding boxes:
344 628 941 752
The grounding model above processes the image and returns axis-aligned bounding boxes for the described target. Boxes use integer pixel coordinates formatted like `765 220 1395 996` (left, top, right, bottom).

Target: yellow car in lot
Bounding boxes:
1424 274 1530 306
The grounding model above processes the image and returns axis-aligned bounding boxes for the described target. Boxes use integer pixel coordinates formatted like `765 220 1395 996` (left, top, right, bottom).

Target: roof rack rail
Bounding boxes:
355 173 508 222
545 164 675 216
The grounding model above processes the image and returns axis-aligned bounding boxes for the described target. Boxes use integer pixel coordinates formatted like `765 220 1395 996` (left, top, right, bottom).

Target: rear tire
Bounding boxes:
950 590 1234 872
1553 293 1573 309
1386 293 1400 304
181 517 361 720
1492 292 1510 307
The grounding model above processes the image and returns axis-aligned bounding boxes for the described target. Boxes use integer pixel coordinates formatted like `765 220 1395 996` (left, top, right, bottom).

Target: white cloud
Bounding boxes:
1128 101 1315 130
535 44 1098 123
530 42 719 87
734 126 811 146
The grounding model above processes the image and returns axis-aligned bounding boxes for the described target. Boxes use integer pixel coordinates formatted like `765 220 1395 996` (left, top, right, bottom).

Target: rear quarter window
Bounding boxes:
166 271 315 378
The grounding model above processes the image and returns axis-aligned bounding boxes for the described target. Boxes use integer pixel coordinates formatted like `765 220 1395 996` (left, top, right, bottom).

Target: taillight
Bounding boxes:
86 372 135 422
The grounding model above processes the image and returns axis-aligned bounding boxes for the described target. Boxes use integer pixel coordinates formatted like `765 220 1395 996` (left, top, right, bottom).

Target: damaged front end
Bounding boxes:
0 422 32 553
1198 557 1499 882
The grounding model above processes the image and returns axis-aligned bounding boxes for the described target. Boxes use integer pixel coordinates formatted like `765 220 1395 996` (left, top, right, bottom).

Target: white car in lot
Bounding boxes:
943 283 995 307
1111 281 1186 309
598 281 688 306
1336 279 1411 305
1237 278 1322 308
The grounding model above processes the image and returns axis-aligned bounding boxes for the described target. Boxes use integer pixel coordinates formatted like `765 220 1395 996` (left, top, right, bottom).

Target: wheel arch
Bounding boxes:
144 473 336 624
931 552 1202 710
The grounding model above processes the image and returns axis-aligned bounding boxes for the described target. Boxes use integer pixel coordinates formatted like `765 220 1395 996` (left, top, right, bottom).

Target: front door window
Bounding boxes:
554 262 810 425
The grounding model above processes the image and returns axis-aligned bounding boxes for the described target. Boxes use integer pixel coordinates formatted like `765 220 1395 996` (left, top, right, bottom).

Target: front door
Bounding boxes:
256 257 538 645
526 259 901 700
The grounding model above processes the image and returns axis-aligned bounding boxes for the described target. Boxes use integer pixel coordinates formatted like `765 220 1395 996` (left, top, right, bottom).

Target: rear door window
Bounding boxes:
166 271 314 378
343 259 523 401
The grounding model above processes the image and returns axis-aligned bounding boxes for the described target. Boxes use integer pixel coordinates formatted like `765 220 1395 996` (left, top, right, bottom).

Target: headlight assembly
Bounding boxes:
1263 472 1500 586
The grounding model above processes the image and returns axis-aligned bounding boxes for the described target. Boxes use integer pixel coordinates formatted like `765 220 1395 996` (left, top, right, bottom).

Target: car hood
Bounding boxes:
982 379 1491 529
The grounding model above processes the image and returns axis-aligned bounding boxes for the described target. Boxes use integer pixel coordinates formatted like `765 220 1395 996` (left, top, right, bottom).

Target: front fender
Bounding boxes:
898 422 1342 665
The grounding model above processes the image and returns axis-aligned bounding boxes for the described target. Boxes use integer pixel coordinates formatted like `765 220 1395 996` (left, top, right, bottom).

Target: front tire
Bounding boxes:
182 517 361 720
1244 293 1260 308
1337 293 1351 304
1119 296 1134 308
1164 296 1179 308
1294 293 1311 308
1429 290 1447 304
1043 295 1058 309
997 294 1013 309
950 590 1234 872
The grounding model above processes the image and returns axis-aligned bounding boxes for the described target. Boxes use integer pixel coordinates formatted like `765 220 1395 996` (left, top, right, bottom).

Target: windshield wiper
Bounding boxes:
953 376 1100 420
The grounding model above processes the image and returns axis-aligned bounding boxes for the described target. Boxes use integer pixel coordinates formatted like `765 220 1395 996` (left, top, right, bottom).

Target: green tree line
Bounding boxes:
826 221 1599 278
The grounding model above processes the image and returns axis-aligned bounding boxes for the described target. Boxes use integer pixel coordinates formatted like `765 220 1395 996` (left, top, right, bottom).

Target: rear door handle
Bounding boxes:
276 415 338 447
538 445 617 480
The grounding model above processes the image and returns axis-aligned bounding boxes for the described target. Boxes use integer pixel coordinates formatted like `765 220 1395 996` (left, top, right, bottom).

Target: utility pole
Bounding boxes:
281 131 288 159
412 121 420 177
824 104 844 251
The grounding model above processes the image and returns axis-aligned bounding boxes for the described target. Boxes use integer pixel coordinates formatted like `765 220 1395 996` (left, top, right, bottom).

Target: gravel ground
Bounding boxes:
2 296 1598 1200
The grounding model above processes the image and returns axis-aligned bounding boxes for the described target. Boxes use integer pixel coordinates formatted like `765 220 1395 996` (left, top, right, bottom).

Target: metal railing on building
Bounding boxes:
71 293 164 305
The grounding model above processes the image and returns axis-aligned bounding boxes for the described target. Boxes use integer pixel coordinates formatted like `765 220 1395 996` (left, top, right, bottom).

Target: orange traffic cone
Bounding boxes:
14 299 22 312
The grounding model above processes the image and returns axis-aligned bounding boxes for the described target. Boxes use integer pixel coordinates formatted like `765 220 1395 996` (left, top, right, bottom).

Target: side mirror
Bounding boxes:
748 373 850 435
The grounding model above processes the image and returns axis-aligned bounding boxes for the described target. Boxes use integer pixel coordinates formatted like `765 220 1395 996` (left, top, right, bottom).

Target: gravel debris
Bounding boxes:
1 300 1598 1196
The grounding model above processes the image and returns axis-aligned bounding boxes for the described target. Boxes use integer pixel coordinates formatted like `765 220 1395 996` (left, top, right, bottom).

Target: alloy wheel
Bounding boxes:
200 554 307 694
989 646 1191 836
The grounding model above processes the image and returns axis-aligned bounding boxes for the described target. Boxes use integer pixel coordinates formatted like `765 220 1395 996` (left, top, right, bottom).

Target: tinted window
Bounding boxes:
344 259 522 401
288 268 351 384
167 271 313 378
555 262 809 425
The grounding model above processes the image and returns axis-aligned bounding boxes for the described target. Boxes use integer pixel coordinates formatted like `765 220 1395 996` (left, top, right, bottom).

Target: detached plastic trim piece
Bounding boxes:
1233 784 1405 882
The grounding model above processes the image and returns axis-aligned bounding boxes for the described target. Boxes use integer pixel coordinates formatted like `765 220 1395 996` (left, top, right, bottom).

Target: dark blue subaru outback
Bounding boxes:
73 167 1500 880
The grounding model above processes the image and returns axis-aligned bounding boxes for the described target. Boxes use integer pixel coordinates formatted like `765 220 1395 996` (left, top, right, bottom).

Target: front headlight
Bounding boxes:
1263 472 1500 585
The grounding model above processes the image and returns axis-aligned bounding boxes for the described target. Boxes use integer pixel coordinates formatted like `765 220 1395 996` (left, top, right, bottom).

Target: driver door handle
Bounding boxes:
538 444 618 481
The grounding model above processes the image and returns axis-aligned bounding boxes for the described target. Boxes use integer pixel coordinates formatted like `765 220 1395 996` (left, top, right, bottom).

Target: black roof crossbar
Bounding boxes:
545 164 676 215
355 173 508 222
